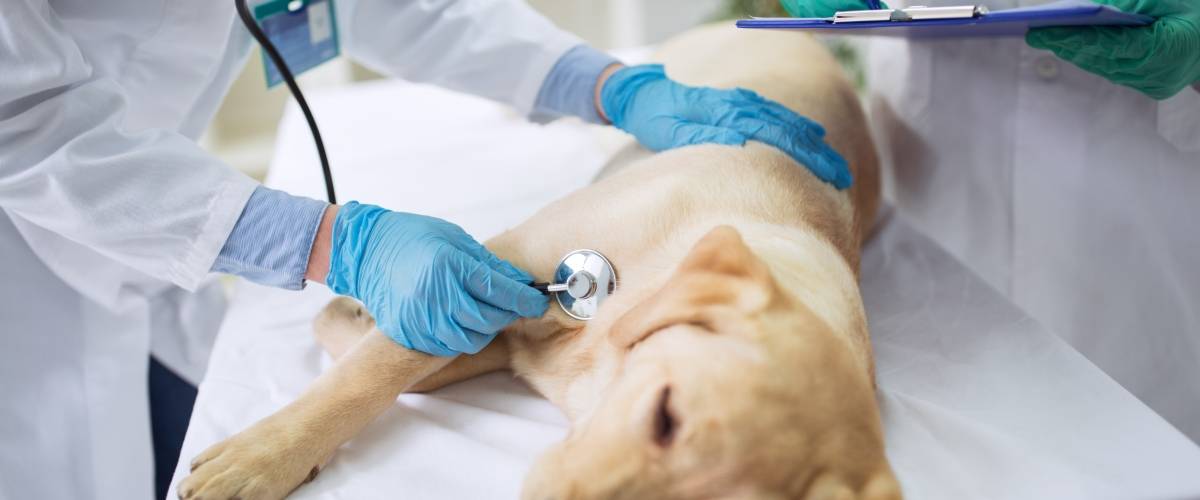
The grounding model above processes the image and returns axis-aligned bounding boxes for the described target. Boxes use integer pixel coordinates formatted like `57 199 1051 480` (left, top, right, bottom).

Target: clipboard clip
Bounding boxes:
834 5 989 23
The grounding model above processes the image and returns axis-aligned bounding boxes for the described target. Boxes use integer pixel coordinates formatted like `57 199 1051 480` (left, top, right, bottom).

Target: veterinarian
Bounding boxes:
0 1 851 498
783 0 1200 442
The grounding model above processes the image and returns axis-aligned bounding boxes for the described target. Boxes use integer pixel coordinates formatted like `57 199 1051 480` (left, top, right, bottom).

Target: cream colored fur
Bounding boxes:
180 24 898 500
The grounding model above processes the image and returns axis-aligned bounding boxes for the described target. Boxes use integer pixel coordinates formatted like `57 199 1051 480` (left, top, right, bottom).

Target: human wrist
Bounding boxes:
594 63 624 123
305 204 338 285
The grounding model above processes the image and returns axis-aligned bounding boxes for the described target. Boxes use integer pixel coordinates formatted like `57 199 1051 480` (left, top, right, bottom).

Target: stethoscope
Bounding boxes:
236 1 619 319
532 250 620 321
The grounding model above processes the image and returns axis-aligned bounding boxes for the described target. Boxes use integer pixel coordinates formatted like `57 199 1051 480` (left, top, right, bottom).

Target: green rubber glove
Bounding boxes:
1026 0 1200 100
780 0 888 18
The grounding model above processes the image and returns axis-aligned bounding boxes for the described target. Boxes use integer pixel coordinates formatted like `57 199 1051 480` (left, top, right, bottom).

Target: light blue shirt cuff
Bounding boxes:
212 185 328 290
533 45 620 124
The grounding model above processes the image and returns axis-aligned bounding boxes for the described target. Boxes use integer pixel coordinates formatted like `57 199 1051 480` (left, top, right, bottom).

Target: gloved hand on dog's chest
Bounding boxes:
326 202 548 356
600 64 853 190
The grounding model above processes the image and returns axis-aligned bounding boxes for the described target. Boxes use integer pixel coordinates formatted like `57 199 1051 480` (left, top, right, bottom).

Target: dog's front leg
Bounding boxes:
178 330 453 500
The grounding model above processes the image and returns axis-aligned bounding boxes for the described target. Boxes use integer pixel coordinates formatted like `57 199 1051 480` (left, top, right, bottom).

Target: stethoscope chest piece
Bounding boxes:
543 249 618 321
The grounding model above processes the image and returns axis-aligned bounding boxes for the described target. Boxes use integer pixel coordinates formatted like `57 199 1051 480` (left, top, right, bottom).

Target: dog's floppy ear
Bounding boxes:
609 225 777 348
677 225 774 284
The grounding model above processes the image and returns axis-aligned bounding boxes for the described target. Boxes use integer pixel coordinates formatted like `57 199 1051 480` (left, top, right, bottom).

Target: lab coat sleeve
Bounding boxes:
336 0 583 116
533 45 620 124
0 0 259 291
213 186 328 290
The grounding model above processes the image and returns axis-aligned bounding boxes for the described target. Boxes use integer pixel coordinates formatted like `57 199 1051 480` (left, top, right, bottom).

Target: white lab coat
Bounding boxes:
0 0 580 498
865 0 1200 441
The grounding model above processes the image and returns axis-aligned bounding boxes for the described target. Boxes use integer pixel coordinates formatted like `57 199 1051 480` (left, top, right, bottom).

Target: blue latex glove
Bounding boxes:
600 64 852 190
327 202 548 356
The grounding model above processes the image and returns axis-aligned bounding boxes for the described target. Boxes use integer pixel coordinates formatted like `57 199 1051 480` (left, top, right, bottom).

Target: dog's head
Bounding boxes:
522 226 898 500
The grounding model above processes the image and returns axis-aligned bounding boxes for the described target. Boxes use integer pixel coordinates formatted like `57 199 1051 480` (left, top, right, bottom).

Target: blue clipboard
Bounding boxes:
735 0 1152 38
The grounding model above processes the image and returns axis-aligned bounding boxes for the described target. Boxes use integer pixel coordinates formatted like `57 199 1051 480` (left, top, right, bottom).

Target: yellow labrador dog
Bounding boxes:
181 23 898 500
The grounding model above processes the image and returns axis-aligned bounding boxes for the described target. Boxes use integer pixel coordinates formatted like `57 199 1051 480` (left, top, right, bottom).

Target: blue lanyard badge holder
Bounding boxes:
252 0 340 88
237 0 340 203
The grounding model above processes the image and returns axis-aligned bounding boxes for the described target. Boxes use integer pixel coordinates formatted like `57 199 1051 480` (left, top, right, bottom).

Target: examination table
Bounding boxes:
170 78 1200 499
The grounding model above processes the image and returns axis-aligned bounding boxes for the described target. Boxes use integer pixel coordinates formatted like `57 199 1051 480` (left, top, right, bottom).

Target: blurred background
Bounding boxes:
202 0 859 180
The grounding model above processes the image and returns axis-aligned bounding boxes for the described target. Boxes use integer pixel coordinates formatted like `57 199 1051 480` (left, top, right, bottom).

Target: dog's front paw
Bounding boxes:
178 416 325 500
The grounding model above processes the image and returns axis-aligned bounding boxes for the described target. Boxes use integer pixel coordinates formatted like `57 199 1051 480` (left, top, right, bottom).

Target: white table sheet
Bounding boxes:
172 78 1200 500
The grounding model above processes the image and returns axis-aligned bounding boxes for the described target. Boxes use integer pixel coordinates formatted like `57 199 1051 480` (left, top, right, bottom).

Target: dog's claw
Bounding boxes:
305 465 320 484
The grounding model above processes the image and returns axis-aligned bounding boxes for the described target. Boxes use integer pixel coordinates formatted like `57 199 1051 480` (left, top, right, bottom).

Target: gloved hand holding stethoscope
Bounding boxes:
317 203 548 357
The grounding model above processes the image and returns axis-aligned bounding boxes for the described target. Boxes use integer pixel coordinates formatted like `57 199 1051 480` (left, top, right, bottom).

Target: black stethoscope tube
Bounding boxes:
235 0 338 205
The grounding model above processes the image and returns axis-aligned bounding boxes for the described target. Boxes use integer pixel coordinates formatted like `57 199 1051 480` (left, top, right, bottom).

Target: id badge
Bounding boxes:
253 0 340 88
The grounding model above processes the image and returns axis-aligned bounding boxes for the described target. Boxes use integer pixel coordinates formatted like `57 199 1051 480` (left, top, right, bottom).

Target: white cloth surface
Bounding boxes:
171 78 1200 499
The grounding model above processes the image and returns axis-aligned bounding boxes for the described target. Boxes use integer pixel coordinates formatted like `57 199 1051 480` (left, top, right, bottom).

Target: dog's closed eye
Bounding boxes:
653 386 678 447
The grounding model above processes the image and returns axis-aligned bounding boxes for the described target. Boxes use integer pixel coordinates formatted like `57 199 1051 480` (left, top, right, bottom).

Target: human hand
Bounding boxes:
599 64 851 189
780 0 889 18
325 202 548 356
1026 0 1200 100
